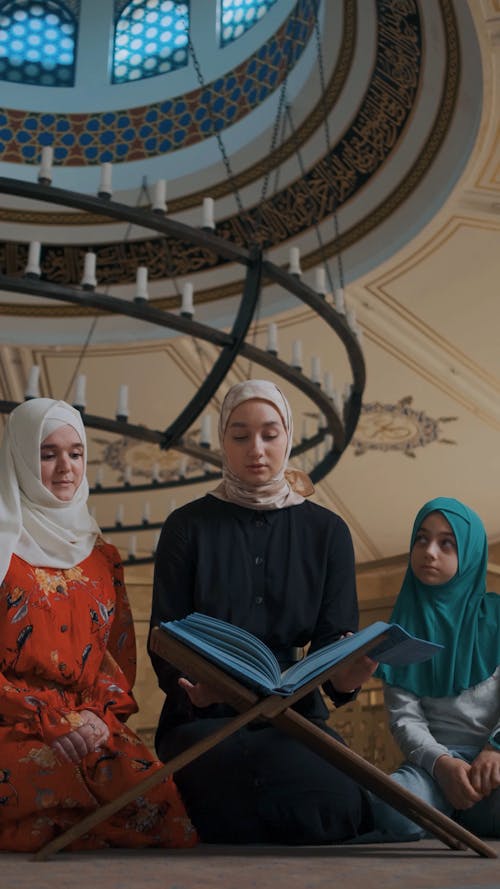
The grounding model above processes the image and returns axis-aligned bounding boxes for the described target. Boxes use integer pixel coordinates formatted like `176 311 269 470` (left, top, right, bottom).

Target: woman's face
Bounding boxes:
410 511 458 585
223 398 288 486
40 424 85 501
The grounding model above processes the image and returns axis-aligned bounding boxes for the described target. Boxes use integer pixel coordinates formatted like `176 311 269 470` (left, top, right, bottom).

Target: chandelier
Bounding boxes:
0 162 365 564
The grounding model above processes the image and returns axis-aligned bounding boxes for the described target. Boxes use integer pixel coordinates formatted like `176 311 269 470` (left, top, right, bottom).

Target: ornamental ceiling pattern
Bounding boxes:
0 0 461 315
0 0 316 166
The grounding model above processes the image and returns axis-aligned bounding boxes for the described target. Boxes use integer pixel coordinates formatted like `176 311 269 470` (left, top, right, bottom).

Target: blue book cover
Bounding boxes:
160 613 443 697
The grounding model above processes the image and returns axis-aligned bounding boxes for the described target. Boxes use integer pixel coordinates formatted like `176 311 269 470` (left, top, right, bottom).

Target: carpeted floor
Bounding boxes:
2 840 499 889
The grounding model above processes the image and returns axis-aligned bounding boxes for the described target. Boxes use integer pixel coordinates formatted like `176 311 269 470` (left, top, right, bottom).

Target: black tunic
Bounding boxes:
149 495 373 844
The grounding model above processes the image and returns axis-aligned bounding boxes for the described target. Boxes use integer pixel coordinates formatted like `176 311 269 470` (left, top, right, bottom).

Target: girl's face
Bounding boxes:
410 511 458 585
223 398 288 486
40 424 85 501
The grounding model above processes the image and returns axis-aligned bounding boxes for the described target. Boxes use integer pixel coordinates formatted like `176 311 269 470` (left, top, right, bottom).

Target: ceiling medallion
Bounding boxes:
90 432 212 484
352 397 457 458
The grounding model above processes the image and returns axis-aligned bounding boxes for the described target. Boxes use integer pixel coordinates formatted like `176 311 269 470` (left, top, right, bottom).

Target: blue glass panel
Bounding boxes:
0 1 77 86
219 0 277 47
112 0 189 84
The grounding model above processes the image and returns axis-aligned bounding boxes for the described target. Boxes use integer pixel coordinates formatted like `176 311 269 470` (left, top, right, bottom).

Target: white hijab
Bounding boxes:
210 379 313 510
0 398 100 585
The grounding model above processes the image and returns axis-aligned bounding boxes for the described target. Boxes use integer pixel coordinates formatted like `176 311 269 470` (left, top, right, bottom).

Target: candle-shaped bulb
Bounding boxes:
38 146 53 184
142 501 151 524
81 251 97 290
115 504 124 526
116 384 129 421
151 461 161 483
179 455 188 478
202 197 215 230
200 413 211 448
123 465 132 486
311 356 321 385
98 162 112 198
24 240 41 278
291 339 303 371
152 178 167 213
128 534 137 559
334 287 345 314
181 282 194 318
288 246 301 276
314 267 327 296
323 371 334 399
134 266 149 302
25 365 40 399
73 373 86 410
346 307 357 331
95 466 104 488
333 389 344 417
266 322 278 355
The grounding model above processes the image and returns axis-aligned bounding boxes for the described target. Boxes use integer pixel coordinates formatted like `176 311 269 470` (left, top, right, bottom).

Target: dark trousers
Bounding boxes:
158 718 374 844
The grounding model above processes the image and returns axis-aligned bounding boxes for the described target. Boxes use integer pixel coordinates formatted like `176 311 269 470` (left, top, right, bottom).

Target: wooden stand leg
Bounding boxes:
273 708 497 859
34 700 267 861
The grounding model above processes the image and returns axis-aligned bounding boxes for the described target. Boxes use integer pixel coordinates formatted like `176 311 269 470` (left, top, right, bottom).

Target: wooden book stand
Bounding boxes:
35 626 497 860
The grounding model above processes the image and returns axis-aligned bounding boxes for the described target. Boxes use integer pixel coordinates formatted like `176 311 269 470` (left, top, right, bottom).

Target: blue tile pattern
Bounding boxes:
220 0 278 47
0 0 77 87
112 0 189 84
0 0 317 164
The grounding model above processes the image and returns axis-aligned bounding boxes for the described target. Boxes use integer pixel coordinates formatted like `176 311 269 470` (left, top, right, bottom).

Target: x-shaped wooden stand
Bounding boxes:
34 626 497 860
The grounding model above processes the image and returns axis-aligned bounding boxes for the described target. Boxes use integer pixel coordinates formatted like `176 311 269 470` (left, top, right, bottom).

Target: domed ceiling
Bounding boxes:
0 0 499 569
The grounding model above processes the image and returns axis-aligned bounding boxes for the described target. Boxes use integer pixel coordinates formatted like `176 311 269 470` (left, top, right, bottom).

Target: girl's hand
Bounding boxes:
434 755 484 809
178 677 222 708
468 748 500 797
51 710 109 764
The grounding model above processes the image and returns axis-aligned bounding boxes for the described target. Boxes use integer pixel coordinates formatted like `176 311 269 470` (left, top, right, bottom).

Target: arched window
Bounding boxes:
219 0 277 47
0 0 77 86
112 0 189 84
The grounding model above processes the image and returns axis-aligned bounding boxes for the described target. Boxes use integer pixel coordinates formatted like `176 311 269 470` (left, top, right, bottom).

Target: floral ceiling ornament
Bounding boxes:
352 397 457 459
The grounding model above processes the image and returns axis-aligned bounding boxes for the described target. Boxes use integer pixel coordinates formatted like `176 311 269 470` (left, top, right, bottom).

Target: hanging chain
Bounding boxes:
63 180 151 402
312 4 344 290
187 34 260 247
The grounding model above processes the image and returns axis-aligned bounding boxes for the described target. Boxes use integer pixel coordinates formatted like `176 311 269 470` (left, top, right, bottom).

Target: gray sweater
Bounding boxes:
384 666 500 776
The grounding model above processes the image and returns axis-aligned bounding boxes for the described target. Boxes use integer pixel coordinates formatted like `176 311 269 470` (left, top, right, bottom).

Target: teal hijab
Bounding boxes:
377 497 500 698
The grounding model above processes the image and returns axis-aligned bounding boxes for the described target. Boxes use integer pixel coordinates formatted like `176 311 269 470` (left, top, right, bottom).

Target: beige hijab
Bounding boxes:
0 398 100 585
210 380 314 510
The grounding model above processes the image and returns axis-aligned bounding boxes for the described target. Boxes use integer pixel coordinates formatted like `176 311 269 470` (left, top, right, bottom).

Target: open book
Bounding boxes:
159 613 443 697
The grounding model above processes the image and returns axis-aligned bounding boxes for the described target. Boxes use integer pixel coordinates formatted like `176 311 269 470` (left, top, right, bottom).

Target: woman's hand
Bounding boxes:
434 755 484 809
178 677 222 708
51 710 109 764
330 654 378 694
468 748 500 797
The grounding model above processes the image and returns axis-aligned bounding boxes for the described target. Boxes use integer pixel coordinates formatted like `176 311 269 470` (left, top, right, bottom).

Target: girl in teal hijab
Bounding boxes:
377 496 500 697
370 497 500 842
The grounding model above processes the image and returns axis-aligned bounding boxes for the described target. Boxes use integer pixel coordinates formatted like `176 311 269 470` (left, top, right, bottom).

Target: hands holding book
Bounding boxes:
328 652 379 694
178 677 222 708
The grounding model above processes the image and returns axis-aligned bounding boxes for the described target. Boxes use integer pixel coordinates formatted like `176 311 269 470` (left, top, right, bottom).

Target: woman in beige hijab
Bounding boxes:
0 398 197 852
150 380 376 845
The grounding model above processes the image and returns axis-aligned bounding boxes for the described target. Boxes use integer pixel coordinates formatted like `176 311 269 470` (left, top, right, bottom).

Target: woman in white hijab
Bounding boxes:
150 380 376 845
0 398 196 852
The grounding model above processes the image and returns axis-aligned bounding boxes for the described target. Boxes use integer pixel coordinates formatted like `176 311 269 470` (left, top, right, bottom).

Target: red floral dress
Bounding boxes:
0 539 197 852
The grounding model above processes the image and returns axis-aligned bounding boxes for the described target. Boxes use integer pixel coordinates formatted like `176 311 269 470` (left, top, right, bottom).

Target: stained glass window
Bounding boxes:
113 0 189 84
0 0 77 86
219 0 277 47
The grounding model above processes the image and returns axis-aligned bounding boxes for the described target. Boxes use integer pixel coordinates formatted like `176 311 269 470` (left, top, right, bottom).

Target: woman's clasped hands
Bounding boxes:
51 709 110 763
